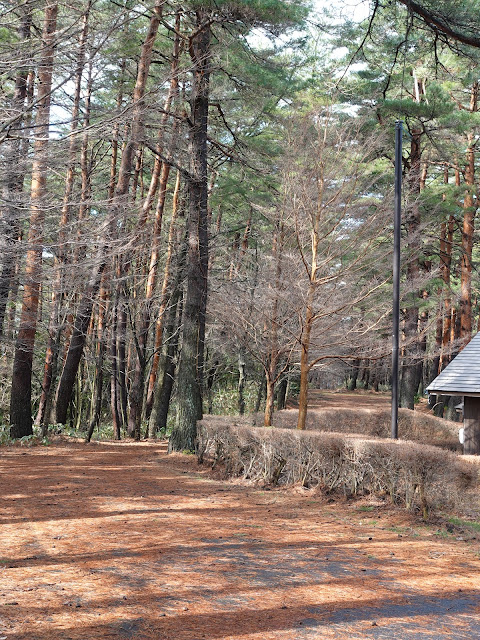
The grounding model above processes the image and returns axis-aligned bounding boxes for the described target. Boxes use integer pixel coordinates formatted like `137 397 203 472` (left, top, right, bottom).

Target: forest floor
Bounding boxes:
1 436 479 640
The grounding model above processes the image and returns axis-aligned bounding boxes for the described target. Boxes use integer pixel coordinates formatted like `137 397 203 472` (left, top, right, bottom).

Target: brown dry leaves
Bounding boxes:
0 439 479 640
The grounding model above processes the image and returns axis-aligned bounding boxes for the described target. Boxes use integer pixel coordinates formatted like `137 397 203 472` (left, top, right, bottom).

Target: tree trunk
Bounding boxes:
54 263 104 423
53 1 163 424
85 293 108 443
0 6 32 337
264 376 275 427
459 86 478 346
169 11 211 453
127 44 182 437
149 291 183 437
109 296 121 439
254 376 266 416
238 346 246 415
276 375 288 410
10 4 58 438
145 171 182 417
36 4 91 428
400 123 422 409
297 295 314 430
441 210 455 368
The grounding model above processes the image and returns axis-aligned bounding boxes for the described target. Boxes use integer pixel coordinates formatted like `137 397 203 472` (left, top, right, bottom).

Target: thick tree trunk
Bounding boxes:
10 4 58 438
169 12 211 453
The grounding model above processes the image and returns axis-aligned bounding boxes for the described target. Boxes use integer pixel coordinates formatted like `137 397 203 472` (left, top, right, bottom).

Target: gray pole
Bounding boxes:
391 121 402 439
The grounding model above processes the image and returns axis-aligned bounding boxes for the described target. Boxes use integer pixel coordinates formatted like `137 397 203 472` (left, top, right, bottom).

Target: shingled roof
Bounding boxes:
427 332 480 396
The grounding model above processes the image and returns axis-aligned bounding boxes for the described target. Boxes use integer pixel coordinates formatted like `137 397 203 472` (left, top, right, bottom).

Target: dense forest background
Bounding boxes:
1 0 479 449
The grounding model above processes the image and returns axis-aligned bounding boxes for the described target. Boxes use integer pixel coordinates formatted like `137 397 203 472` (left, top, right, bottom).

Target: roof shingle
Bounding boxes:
427 332 480 395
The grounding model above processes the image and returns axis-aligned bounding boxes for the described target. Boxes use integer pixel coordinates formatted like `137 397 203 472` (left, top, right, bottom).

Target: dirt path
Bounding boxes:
292 390 393 410
1 440 479 640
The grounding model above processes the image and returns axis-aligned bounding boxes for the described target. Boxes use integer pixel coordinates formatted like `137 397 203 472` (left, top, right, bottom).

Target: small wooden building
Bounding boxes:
427 332 480 455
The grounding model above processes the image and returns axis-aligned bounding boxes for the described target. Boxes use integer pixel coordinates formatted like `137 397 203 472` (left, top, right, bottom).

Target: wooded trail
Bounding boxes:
1 440 479 639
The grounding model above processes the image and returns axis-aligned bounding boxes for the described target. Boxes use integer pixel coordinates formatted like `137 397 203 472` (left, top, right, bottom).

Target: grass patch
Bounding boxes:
447 517 480 532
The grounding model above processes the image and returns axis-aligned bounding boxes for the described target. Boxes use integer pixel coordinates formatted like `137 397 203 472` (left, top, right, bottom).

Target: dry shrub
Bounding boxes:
266 407 460 450
197 417 477 517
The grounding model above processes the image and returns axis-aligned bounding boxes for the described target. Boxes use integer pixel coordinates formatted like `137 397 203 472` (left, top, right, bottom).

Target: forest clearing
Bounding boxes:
1 426 480 640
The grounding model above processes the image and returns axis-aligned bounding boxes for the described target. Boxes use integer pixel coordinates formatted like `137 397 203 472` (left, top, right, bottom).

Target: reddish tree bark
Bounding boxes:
0 6 32 337
459 84 478 346
36 1 91 429
10 3 58 438
54 1 164 425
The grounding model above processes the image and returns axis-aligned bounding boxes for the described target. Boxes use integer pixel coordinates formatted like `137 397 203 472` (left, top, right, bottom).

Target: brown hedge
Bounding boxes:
197 418 477 518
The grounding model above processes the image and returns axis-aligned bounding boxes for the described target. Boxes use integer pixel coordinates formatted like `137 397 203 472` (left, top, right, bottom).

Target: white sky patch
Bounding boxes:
312 0 370 22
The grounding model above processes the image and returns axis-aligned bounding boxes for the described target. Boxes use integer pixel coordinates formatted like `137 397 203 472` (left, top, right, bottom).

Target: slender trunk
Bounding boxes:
460 86 478 345
109 296 121 439
0 7 32 337
85 291 108 443
441 167 460 367
297 297 313 430
54 1 163 424
10 4 58 438
206 358 217 414
297 218 318 429
254 376 266 415
54 262 105 423
108 61 127 439
276 370 289 410
36 4 91 428
117 290 128 428
238 346 246 415
264 376 275 427
400 125 422 409
263 219 284 427
169 12 211 452
148 237 186 437
139 9 182 227
145 171 182 417
127 79 181 437
149 291 184 437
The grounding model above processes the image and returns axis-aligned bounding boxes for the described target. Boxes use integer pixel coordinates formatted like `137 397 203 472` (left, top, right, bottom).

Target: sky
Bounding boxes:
313 0 370 23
